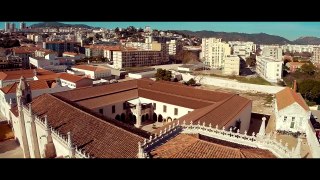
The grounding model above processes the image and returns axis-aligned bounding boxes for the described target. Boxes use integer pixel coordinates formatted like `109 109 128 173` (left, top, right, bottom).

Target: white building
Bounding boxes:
274 85 311 133
229 41 256 58
261 47 283 61
62 52 85 60
222 55 240 75
312 47 320 65
0 69 55 88
0 77 70 120
112 44 169 69
7 78 308 158
29 54 75 72
166 40 177 55
256 56 283 83
58 73 93 89
200 38 231 69
71 65 111 79
128 70 157 79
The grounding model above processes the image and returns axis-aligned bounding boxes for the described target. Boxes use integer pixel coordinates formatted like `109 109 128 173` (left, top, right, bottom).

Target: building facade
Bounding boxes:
222 55 240 75
43 41 78 56
256 56 283 82
312 47 320 65
200 38 231 69
261 47 283 61
274 85 311 133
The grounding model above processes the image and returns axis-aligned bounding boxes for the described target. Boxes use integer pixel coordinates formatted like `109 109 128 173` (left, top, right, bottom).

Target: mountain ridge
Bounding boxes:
30 22 94 29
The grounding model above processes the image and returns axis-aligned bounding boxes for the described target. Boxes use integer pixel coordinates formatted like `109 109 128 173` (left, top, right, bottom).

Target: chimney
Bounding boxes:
293 80 297 92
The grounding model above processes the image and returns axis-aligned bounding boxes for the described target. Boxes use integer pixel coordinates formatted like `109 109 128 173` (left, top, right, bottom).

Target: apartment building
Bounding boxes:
312 47 320 65
256 56 283 82
43 41 78 56
112 49 169 69
200 38 231 69
229 41 256 58
222 55 240 75
261 47 283 61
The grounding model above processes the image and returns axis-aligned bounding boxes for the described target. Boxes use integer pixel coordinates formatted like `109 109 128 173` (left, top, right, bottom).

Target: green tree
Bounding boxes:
298 79 320 102
300 63 317 76
155 68 172 81
187 78 196 86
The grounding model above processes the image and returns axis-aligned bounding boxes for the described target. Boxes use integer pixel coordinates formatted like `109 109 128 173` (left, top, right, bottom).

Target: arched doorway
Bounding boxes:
121 113 125 122
153 113 157 122
146 114 149 121
142 115 145 122
115 114 121 121
26 94 32 103
167 117 172 122
158 114 163 122
129 113 133 121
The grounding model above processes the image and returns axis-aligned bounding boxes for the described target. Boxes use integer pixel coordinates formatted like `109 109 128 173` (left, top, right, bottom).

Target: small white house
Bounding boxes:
71 65 112 80
59 73 93 89
274 86 311 133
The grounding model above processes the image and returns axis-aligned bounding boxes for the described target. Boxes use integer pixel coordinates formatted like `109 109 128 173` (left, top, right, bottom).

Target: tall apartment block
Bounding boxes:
200 38 231 69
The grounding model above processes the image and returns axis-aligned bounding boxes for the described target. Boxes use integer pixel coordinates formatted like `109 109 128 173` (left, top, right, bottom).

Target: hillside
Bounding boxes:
30 22 93 29
292 36 320 45
176 30 292 45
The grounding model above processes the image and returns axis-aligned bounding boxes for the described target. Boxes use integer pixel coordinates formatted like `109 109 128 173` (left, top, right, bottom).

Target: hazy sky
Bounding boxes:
1 22 320 41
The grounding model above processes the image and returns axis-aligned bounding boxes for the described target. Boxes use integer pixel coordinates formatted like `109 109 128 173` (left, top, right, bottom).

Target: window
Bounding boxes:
300 117 303 126
174 108 178 116
290 117 295 128
112 105 115 114
284 116 287 122
123 102 126 110
163 105 167 113
99 108 103 114
153 103 156 110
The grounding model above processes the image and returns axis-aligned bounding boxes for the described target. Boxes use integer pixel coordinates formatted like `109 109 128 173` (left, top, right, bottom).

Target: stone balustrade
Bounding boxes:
25 105 90 158
138 120 299 158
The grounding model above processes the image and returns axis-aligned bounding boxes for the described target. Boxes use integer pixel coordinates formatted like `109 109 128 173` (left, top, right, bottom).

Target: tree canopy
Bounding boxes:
155 68 172 81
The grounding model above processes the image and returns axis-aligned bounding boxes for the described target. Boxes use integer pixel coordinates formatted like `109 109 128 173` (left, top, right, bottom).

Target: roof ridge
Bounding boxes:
48 94 150 139
138 87 215 105
1 82 17 94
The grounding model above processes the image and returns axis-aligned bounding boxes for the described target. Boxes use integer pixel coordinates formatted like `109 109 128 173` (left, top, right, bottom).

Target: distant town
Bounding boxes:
0 22 319 159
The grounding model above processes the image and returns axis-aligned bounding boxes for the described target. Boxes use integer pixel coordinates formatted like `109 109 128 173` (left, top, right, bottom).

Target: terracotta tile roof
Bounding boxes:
54 80 138 102
30 93 150 158
59 73 91 83
10 106 19 117
150 134 276 158
12 46 42 54
276 87 309 111
153 95 251 134
0 83 16 94
0 69 55 81
77 89 138 109
138 88 211 109
72 65 109 72
288 62 305 66
137 79 233 103
36 73 61 81
0 80 49 94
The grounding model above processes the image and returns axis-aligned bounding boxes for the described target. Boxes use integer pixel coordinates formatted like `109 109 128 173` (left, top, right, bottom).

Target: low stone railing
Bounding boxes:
138 120 299 158
306 120 320 158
